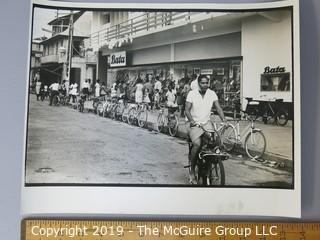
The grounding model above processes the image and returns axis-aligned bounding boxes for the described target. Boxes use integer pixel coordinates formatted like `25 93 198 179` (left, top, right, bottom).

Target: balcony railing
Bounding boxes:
84 11 202 49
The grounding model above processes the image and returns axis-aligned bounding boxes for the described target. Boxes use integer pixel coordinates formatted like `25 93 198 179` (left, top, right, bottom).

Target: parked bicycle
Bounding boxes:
156 106 179 137
246 96 289 126
219 111 266 159
127 103 148 127
185 124 229 186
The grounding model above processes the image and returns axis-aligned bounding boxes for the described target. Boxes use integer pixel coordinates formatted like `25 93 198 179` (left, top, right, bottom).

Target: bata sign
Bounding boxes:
110 51 126 67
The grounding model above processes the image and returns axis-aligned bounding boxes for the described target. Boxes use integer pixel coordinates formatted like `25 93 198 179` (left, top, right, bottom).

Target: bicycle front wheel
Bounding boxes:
245 130 266 159
208 159 225 186
220 125 237 152
138 109 148 128
96 102 104 116
156 114 165 132
168 115 179 137
128 108 136 125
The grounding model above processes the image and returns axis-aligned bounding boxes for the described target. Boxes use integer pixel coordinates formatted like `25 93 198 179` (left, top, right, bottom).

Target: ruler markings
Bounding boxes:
22 220 320 240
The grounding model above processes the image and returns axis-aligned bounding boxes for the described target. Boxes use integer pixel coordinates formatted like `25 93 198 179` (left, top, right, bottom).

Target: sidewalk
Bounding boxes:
144 109 293 171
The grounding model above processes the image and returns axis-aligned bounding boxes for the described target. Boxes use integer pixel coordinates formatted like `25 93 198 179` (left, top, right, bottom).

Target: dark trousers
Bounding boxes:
49 91 59 105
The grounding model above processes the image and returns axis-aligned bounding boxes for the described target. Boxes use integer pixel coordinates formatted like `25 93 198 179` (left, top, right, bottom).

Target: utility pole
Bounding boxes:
65 10 74 88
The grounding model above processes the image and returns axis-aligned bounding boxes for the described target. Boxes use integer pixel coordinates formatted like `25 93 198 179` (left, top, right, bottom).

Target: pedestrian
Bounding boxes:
82 79 90 99
95 79 100 97
144 77 154 108
176 79 185 117
35 78 42 101
153 89 160 110
69 82 78 103
44 85 48 99
100 81 107 97
154 76 162 93
166 84 177 107
185 75 226 184
134 78 144 104
190 74 199 91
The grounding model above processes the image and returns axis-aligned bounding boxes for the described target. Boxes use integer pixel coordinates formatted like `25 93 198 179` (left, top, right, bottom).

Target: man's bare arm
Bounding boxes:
185 101 196 126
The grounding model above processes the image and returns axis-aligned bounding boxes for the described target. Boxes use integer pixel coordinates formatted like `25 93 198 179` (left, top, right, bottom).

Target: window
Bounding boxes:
260 73 290 91
101 13 111 25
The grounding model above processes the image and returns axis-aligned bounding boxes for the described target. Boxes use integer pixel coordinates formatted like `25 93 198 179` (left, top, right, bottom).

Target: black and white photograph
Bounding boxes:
25 2 297 188
21 0 301 217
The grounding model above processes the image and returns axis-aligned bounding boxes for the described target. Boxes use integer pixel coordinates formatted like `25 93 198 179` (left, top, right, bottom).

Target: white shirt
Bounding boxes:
49 83 59 91
166 90 176 103
186 89 218 124
190 79 199 91
83 82 89 89
154 81 162 91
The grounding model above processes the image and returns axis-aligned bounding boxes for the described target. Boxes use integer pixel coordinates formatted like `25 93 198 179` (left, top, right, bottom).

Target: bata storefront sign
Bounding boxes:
264 66 286 74
110 51 126 67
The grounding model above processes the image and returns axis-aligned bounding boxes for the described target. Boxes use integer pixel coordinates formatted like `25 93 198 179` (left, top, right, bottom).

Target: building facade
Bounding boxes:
39 11 96 90
88 9 292 113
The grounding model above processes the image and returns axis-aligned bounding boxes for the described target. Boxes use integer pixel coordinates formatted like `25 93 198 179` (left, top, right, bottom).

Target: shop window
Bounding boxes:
101 13 111 25
260 73 290 91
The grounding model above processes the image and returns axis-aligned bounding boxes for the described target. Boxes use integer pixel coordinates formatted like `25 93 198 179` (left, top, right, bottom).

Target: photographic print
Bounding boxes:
22 0 300 217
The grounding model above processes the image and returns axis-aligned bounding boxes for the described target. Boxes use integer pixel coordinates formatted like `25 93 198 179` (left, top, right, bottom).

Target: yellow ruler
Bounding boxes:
22 220 320 240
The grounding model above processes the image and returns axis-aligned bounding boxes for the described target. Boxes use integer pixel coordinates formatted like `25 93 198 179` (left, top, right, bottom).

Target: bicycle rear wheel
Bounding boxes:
245 130 266 159
138 109 148 128
220 125 237 152
168 115 179 137
276 109 289 126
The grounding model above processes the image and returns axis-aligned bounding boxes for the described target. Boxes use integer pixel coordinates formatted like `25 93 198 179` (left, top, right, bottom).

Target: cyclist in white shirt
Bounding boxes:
185 75 226 184
49 81 60 106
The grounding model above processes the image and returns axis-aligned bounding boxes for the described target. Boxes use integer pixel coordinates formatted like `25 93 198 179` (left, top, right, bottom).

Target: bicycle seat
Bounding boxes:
275 99 284 103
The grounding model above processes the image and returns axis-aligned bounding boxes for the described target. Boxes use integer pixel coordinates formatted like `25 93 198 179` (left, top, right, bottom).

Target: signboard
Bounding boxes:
110 51 126 67
201 69 213 75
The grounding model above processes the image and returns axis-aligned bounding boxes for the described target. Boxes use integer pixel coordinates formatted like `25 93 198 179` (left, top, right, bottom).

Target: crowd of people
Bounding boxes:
33 71 240 115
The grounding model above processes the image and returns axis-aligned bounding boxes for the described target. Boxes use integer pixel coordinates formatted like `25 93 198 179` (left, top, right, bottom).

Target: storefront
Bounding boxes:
105 57 242 110
96 9 293 116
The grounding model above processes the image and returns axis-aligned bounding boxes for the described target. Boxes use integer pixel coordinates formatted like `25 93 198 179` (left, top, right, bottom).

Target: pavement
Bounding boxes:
143 108 293 172
26 95 293 186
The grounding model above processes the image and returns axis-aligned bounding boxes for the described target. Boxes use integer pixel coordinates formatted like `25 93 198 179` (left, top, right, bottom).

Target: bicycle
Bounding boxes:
121 102 135 123
186 124 229 186
102 98 118 118
156 105 179 137
111 98 126 121
127 103 148 128
219 111 267 159
246 96 289 126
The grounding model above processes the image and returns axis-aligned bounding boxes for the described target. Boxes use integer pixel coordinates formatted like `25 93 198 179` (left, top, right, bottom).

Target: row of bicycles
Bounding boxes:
94 98 149 128
81 96 181 137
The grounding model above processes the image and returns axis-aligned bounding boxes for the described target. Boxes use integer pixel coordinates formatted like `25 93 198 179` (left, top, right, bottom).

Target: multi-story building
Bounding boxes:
88 9 293 115
40 11 96 89
30 41 43 92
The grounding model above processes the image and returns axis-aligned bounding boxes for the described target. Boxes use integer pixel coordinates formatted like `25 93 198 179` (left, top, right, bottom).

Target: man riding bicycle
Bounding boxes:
49 80 60 106
185 75 226 184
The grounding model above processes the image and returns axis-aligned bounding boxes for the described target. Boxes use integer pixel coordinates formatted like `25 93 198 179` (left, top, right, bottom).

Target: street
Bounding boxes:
26 95 292 187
